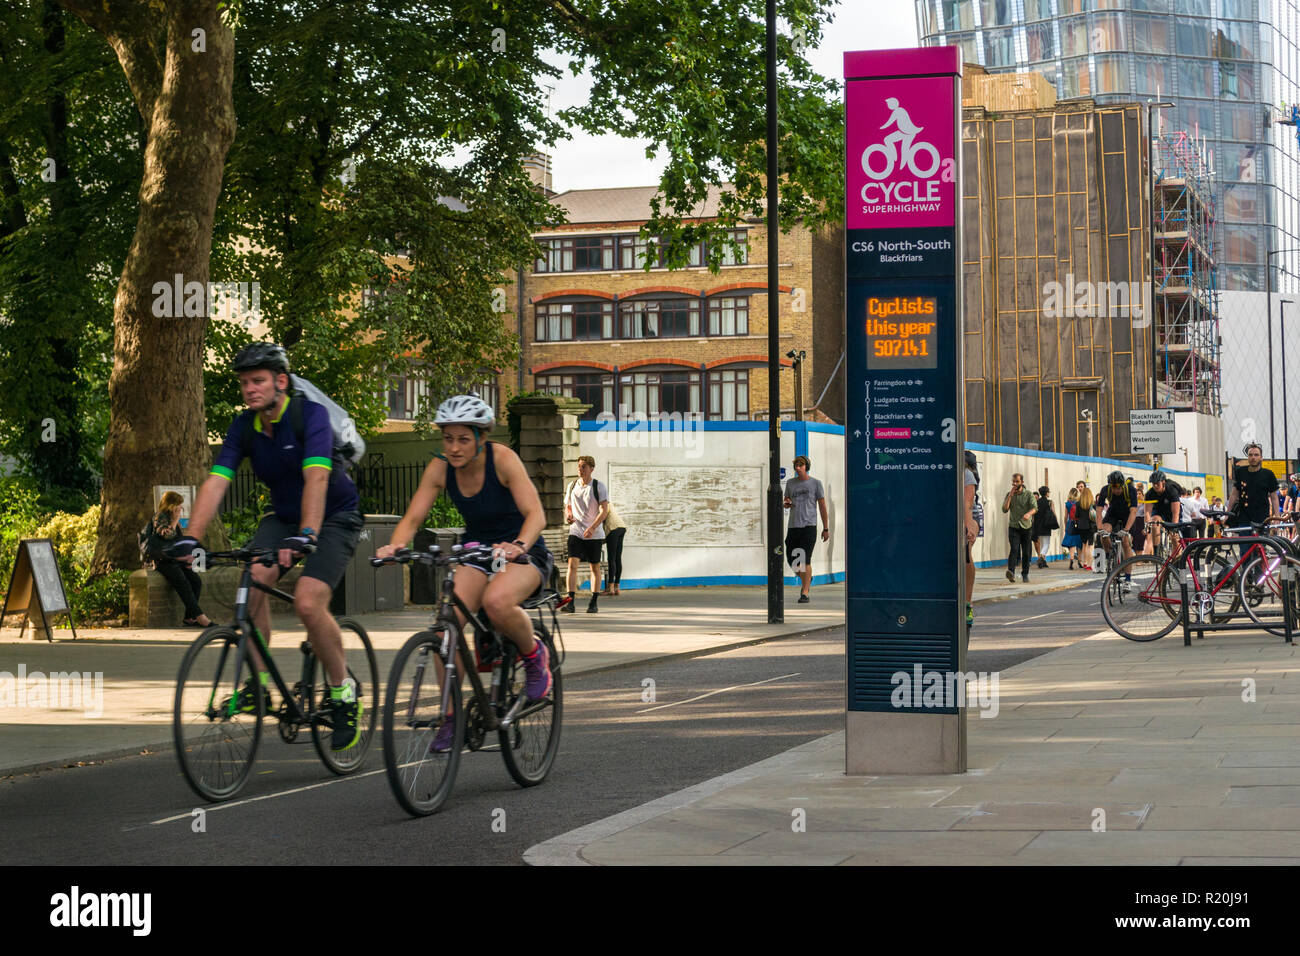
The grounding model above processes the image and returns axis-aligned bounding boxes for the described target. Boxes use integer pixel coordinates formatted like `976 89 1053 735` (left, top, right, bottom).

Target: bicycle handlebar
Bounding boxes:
165 545 281 567
370 542 530 569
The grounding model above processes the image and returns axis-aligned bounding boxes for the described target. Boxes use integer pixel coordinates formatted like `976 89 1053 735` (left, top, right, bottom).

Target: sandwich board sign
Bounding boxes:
0 539 77 641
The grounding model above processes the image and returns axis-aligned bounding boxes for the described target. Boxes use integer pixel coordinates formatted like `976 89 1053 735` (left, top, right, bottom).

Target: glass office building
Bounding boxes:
916 0 1300 294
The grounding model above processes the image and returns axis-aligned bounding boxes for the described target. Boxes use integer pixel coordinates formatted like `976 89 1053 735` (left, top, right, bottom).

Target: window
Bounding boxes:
1026 22 1056 61
708 369 749 420
466 378 499 414
1134 57 1172 96
1095 55 1129 94
712 229 749 265
620 371 701 417
660 299 701 337
983 27 1017 67
939 0 974 31
1178 58 1212 98
387 373 429 421
1175 17 1210 57
1089 13 1125 52
1131 15 1169 54
573 236 614 271
708 296 749 336
535 372 613 420
536 301 614 341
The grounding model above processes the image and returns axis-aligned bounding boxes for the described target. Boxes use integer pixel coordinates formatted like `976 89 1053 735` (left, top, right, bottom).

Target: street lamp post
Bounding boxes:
1146 100 1174 409
1266 248 1300 458
1284 299 1296 477
786 349 806 421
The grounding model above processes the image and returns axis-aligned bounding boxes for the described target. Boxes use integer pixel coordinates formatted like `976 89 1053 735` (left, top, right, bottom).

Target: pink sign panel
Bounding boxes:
846 75 956 230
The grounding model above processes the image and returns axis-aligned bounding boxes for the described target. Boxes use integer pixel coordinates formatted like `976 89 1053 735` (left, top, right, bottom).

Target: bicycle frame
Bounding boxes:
215 557 317 726
423 561 553 738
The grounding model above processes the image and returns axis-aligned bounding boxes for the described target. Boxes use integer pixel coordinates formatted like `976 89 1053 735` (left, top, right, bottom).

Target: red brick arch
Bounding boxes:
529 289 616 304
618 357 700 372
530 360 617 375
618 285 701 299
705 354 793 369
704 282 793 296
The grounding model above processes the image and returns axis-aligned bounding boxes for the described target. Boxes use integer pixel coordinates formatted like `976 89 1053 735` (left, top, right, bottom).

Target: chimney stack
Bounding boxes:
523 152 553 194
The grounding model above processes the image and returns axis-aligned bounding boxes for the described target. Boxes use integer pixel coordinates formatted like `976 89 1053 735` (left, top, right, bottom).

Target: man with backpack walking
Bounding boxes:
563 455 609 613
166 343 367 752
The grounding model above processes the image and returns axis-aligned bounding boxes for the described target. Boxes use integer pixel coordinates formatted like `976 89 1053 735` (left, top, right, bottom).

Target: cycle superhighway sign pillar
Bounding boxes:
844 47 966 774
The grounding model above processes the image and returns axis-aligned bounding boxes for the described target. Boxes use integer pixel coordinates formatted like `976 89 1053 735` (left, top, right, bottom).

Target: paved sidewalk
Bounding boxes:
528 622 1300 865
0 569 1092 778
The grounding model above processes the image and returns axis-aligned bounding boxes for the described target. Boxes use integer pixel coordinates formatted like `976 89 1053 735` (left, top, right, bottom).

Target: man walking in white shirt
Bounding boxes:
563 455 609 613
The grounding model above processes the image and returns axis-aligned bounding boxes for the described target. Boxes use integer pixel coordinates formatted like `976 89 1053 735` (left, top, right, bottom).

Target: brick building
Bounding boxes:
508 181 844 425
378 165 844 430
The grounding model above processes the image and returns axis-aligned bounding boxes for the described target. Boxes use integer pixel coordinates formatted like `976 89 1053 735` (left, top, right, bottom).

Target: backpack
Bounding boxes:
240 376 365 472
138 521 153 567
565 478 604 516
1074 501 1093 533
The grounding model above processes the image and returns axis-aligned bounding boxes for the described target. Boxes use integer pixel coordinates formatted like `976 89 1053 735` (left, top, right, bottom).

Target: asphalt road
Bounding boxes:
2 580 1109 865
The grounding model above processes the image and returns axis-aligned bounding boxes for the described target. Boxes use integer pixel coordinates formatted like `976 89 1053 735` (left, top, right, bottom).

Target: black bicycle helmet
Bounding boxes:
1107 470 1125 485
1149 469 1166 484
232 342 289 375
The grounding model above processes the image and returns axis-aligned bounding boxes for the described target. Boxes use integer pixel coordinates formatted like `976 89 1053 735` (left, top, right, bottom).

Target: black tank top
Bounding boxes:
445 443 548 558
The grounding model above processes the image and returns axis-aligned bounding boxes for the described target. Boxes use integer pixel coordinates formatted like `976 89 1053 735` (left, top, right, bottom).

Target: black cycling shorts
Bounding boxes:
250 510 364 590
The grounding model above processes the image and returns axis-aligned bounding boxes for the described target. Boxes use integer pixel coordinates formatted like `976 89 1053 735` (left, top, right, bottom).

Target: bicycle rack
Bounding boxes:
1178 536 1297 646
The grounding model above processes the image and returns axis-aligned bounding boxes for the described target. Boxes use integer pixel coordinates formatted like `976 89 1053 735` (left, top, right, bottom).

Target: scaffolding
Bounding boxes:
1152 130 1221 415
961 99 1150 459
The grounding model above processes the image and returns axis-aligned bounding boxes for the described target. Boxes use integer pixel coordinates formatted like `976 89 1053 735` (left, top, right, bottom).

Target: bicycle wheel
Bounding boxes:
1238 553 1300 636
498 624 562 787
312 617 379 774
1102 555 1180 641
173 626 263 802
383 626 464 816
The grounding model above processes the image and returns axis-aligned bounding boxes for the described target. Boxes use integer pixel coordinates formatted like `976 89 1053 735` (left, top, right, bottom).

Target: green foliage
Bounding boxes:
0 504 130 623
422 492 465 530
221 480 272 546
0 5 137 491
507 389 554 452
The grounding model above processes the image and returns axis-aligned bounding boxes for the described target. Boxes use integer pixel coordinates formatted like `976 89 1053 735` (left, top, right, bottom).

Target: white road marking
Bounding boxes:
149 768 385 825
634 672 801 714
1003 609 1065 626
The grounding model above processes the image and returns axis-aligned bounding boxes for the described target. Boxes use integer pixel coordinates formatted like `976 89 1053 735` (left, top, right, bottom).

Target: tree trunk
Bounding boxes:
56 2 236 572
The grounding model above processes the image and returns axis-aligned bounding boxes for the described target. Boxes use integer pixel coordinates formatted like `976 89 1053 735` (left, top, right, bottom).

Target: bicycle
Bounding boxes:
1100 513 1286 642
1236 518 1300 635
172 547 378 802
372 543 563 817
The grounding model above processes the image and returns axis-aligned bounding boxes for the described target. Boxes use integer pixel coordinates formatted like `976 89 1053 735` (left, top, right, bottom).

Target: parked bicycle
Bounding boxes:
172 547 378 801
372 543 563 817
1100 512 1293 642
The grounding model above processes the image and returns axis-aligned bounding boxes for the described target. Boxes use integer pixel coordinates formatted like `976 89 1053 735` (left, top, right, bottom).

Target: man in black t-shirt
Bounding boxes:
1144 471 1183 550
1228 443 1279 526
1096 470 1138 566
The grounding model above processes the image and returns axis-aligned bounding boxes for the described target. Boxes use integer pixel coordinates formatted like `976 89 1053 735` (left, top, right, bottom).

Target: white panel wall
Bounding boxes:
967 445 1209 566
577 424 846 587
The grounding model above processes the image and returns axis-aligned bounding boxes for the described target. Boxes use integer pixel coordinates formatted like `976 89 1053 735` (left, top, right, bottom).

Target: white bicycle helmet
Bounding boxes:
434 394 495 430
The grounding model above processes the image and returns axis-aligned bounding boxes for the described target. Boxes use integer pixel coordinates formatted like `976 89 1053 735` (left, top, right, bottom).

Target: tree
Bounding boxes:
53 0 235 572
39 0 843 572
0 3 134 504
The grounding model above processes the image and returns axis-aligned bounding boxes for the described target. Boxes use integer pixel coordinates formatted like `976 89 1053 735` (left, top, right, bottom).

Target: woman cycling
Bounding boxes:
376 395 555 749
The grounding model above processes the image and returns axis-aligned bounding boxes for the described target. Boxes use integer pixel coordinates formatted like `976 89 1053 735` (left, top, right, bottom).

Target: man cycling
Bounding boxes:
169 343 367 751
1096 470 1138 566
1144 469 1183 551
375 395 554 753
